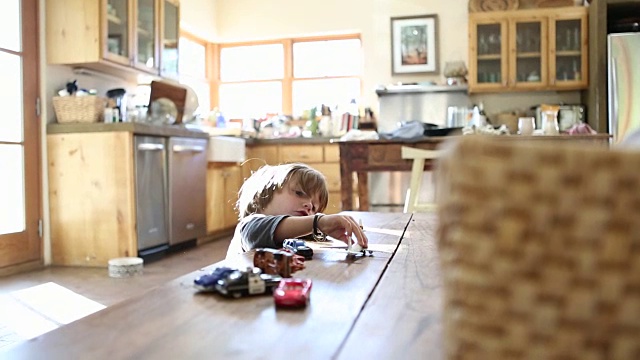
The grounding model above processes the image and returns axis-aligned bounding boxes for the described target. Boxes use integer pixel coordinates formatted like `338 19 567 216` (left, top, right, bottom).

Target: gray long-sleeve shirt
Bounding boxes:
225 214 289 259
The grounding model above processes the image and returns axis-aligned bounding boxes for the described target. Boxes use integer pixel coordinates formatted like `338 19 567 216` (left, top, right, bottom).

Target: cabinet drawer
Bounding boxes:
324 144 340 163
313 163 340 192
280 145 324 163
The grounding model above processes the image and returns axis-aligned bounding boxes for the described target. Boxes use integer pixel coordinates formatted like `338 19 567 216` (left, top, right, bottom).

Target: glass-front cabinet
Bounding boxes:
469 6 587 93
46 0 179 79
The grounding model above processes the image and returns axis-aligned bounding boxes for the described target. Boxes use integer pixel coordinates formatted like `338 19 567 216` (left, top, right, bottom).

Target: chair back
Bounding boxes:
436 136 640 359
401 146 443 213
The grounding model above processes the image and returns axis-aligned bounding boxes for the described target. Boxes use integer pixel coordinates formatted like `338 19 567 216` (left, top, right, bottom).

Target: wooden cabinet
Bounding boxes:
245 143 344 215
48 132 138 266
46 0 178 79
469 7 588 93
206 164 242 234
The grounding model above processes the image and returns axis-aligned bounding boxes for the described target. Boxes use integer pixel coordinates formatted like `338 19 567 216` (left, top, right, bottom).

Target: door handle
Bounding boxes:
172 145 205 153
138 143 165 151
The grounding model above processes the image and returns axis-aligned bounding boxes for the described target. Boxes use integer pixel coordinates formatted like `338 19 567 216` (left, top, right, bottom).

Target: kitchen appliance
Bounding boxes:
167 137 208 246
106 88 127 122
372 85 470 208
134 136 170 258
608 32 640 144
534 104 585 132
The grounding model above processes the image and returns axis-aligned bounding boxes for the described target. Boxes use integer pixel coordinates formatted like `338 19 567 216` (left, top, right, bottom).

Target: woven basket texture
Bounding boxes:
436 136 640 360
52 96 105 123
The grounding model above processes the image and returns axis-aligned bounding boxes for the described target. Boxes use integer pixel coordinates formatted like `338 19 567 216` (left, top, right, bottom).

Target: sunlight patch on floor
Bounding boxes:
0 282 105 350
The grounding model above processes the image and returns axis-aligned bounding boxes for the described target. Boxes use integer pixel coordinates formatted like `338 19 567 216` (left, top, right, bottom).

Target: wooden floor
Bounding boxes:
0 237 231 307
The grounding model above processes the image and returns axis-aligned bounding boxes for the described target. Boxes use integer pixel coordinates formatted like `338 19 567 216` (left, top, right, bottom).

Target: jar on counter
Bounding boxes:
542 109 560 135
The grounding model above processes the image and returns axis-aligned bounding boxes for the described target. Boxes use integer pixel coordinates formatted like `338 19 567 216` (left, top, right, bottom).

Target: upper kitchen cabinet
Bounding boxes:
160 0 180 79
469 7 588 93
46 0 178 80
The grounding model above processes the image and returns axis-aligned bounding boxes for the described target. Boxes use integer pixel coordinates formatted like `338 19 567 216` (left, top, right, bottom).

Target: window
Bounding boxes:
217 35 362 120
178 35 210 116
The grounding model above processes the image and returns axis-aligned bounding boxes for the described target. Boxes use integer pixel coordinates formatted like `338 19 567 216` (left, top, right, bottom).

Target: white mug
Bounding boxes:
518 117 535 135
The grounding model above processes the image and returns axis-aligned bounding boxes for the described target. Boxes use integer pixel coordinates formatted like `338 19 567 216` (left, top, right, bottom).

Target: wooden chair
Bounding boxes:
436 136 640 359
401 146 442 213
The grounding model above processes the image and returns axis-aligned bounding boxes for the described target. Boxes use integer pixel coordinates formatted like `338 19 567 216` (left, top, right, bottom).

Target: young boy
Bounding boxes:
225 163 368 258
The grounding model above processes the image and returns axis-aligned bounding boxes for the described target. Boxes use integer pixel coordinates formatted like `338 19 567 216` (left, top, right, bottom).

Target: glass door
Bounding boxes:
134 0 158 72
105 0 131 65
160 0 180 78
511 18 547 89
550 12 588 89
0 0 41 268
469 17 508 91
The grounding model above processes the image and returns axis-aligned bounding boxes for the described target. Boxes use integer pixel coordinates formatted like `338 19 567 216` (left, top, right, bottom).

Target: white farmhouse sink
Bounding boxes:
207 136 246 163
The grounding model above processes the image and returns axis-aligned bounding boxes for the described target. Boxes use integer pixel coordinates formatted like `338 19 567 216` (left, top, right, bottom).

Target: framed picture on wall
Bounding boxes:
390 14 439 75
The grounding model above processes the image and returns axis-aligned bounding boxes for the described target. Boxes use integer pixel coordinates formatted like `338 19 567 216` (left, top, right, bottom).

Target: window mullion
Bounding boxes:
283 39 293 115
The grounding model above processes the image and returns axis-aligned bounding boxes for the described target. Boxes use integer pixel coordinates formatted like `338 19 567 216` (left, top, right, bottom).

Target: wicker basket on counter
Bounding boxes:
436 136 640 359
52 96 106 123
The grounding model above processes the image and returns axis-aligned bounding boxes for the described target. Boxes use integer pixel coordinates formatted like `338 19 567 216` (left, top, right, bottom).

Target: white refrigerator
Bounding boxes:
608 33 640 144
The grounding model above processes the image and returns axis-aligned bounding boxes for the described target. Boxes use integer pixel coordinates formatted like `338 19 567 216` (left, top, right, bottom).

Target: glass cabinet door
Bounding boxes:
105 0 130 64
550 14 587 88
472 19 508 89
161 0 179 78
135 0 158 72
512 18 546 88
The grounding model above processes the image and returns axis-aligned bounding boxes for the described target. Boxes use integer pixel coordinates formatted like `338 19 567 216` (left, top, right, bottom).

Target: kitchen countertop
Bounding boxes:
47 122 209 139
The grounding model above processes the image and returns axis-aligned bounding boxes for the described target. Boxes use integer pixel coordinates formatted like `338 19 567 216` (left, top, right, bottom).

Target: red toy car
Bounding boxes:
273 278 312 308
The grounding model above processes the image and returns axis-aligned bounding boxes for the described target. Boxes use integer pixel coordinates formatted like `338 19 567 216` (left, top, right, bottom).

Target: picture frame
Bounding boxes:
391 14 439 75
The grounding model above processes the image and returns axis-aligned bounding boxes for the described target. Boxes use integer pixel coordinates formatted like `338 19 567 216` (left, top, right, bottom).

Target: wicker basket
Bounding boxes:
436 136 640 360
52 96 106 123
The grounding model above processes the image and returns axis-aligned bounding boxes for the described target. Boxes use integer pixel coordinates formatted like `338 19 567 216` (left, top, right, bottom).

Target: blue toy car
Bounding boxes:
193 267 236 292
282 239 314 260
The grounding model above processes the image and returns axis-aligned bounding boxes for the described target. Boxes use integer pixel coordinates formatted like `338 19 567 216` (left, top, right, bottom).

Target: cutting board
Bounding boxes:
148 81 187 124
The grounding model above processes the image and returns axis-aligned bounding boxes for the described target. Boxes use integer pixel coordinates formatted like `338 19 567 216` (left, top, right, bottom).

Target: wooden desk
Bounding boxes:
337 134 612 211
4 212 444 359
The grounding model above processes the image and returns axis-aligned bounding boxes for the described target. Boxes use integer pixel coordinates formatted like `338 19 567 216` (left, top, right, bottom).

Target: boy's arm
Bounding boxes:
240 214 290 250
274 214 368 248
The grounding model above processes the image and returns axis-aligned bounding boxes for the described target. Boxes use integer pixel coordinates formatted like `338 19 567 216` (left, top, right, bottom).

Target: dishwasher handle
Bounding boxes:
172 144 206 153
137 143 165 151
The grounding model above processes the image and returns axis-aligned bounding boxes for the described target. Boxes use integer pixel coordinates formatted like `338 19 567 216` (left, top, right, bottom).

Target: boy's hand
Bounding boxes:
317 215 368 248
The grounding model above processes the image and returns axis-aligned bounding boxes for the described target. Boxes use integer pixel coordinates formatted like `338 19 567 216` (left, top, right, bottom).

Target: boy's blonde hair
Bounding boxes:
236 163 329 219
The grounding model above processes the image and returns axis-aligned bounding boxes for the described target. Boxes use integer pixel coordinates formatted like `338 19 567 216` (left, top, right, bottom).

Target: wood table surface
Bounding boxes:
3 212 443 359
337 134 612 211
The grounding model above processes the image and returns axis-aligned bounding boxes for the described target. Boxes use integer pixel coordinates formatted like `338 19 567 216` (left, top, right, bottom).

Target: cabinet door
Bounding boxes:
104 0 132 65
469 16 509 92
134 0 159 73
223 166 242 228
510 15 548 89
207 166 241 233
160 0 180 78
549 10 588 89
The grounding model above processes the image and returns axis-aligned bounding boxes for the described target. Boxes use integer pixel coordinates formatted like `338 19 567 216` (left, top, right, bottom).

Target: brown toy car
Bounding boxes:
253 248 305 278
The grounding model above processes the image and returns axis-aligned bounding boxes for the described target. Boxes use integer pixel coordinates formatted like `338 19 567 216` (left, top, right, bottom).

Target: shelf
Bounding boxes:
556 50 582 57
477 54 501 60
516 52 542 58
376 84 468 96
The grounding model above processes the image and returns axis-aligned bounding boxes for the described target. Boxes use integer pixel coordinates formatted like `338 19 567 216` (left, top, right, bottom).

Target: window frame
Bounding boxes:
214 33 362 118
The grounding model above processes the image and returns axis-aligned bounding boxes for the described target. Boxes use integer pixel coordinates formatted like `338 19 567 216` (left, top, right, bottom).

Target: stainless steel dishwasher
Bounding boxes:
134 136 170 257
168 137 208 246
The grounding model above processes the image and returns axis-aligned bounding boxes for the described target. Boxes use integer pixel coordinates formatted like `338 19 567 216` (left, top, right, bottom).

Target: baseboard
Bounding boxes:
0 261 45 278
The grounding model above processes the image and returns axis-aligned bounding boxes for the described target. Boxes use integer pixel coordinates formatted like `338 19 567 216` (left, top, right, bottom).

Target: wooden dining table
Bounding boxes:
337 134 612 211
4 212 443 359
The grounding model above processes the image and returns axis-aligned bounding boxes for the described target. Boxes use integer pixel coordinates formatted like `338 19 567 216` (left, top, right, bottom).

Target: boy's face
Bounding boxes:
261 182 320 216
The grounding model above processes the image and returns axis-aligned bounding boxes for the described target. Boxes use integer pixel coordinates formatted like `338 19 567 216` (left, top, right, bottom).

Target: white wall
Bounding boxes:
180 0 219 41
213 0 581 118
